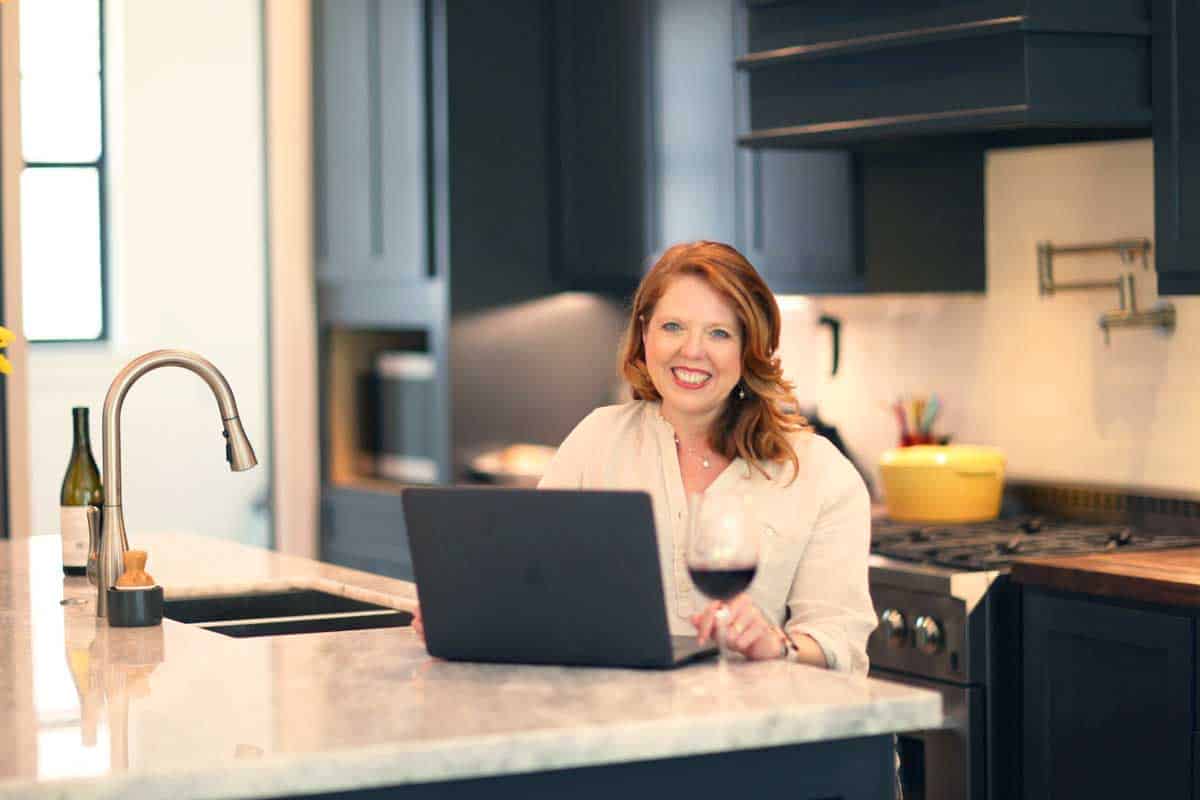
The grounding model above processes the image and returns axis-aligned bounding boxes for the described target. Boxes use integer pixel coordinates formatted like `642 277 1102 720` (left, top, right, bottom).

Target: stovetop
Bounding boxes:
871 515 1200 572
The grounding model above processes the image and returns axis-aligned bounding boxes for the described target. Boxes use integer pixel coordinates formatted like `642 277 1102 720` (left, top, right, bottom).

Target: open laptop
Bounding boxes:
401 487 718 668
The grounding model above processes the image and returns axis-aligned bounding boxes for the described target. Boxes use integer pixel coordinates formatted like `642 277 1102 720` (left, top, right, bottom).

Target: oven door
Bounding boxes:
870 669 986 800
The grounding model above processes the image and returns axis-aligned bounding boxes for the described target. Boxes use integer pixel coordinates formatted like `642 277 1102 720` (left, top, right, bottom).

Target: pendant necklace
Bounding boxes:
674 434 712 469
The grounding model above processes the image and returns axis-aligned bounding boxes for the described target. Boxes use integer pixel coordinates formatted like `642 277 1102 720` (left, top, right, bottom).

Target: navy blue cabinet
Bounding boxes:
1022 587 1195 800
313 0 436 326
321 486 414 581
732 2 990 295
314 0 572 577
737 0 1151 148
553 0 652 295
1152 0 1200 295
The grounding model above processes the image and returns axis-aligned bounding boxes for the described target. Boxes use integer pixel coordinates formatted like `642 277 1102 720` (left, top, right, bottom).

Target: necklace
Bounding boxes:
674 434 712 469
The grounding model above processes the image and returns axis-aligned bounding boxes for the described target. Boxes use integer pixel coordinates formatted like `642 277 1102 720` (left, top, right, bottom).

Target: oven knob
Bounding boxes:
914 616 943 654
879 608 908 645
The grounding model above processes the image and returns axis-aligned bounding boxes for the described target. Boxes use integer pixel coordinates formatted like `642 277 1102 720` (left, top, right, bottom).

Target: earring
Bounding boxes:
738 384 746 400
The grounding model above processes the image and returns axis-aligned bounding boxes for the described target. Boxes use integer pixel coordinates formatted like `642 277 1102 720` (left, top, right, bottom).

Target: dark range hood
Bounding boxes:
736 2 1152 150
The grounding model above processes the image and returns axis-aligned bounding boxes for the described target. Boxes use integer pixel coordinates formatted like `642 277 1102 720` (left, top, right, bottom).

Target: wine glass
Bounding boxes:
686 491 760 660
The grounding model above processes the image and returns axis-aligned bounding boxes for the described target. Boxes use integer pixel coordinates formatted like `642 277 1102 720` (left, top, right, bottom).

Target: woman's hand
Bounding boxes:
690 594 784 661
411 603 424 640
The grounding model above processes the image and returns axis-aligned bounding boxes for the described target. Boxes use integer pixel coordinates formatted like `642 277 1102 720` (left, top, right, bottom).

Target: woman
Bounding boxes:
416 241 875 673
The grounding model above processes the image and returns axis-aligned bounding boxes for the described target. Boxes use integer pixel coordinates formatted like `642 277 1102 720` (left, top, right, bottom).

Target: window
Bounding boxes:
20 0 106 342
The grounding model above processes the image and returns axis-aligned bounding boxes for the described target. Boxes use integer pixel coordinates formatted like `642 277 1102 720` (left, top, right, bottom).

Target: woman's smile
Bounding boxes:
671 366 712 388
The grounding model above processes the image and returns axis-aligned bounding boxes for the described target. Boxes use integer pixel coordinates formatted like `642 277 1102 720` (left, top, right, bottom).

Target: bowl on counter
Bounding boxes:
878 444 1006 523
466 444 558 488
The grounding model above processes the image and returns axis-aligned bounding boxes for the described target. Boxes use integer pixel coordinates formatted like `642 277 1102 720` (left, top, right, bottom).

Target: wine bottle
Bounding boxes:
60 407 103 576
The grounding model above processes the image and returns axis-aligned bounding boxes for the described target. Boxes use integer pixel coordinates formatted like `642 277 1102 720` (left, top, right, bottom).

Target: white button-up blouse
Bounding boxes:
538 401 877 675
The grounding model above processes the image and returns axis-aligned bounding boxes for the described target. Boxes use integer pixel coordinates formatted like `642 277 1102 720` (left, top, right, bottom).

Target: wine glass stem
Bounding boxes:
714 604 731 658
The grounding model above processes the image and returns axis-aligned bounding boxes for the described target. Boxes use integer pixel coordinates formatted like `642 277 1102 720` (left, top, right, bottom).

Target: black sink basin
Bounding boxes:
163 589 413 638
164 589 391 623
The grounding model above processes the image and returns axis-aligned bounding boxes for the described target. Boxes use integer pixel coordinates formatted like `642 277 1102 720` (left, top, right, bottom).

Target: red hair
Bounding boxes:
617 241 806 480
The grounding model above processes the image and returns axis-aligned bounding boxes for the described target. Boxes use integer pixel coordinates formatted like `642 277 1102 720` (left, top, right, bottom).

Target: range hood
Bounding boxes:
736 2 1152 150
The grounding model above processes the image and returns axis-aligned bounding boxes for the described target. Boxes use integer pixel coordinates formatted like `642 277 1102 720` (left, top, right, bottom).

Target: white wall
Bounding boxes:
25 0 270 544
779 138 1200 496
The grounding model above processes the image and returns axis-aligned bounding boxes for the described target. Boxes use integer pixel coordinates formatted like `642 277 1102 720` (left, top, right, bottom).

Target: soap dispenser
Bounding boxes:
106 550 164 627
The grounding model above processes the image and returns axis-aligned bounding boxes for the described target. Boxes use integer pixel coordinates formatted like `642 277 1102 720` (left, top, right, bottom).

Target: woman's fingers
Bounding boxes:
725 599 762 649
731 613 767 651
691 601 719 643
719 595 781 659
691 595 779 659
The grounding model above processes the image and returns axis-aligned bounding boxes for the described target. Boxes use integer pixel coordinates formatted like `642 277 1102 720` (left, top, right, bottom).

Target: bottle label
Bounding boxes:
60 506 90 569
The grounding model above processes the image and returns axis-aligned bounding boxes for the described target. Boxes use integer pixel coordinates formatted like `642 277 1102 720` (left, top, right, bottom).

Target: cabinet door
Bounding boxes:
732 2 861 294
738 148 861 294
554 0 651 294
1153 0 1200 295
1023 588 1193 800
320 488 414 581
314 0 428 286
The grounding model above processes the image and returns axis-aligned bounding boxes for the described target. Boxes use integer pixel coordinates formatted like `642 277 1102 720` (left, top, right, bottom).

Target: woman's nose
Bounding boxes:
681 330 706 358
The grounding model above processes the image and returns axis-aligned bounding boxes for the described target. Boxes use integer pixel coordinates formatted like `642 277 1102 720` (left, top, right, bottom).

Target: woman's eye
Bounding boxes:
710 328 732 339
662 321 682 332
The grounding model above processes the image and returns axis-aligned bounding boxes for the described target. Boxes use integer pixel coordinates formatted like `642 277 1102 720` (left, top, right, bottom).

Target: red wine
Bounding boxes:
688 566 757 601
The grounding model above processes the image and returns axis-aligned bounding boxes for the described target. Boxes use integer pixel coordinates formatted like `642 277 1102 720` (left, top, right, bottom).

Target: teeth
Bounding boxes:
673 368 710 385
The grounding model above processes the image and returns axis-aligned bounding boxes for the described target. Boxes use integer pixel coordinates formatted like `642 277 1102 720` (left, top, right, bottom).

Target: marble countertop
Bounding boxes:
0 532 941 799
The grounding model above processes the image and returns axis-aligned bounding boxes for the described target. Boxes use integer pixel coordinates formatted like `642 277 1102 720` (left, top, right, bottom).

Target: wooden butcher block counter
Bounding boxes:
1011 546 1200 606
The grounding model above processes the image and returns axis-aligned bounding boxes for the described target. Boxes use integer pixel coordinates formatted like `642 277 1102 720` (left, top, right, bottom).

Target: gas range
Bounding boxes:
866 482 1200 800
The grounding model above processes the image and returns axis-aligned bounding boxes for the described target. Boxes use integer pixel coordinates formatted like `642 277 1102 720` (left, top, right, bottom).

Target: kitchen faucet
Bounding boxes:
96 350 257 617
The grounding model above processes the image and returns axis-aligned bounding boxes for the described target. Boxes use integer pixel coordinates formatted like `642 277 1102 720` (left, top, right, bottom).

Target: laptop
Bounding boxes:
401 487 718 668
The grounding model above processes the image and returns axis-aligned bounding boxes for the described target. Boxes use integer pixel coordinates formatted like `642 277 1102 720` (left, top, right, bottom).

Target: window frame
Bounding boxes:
22 0 108 345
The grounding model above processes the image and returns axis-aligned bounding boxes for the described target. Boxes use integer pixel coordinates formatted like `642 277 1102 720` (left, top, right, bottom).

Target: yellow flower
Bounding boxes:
0 325 13 374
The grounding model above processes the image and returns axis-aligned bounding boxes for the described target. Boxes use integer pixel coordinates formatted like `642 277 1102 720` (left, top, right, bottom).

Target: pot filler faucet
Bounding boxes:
96 350 258 617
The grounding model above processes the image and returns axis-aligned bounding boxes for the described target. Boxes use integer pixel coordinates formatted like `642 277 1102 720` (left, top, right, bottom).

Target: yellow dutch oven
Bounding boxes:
879 445 1007 523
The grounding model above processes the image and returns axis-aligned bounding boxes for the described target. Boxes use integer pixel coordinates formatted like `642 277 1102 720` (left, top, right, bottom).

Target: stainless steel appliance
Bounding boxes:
867 482 1200 800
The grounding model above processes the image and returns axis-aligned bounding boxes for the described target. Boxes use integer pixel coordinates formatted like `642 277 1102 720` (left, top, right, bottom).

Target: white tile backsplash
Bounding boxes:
778 138 1200 495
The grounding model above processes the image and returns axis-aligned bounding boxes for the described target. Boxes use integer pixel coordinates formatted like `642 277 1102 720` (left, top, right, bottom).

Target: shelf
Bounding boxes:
737 17 1027 69
740 27 1151 150
739 106 1152 150
317 278 446 328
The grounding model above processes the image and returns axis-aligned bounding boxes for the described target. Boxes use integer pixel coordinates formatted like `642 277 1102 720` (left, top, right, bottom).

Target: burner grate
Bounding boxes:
871 516 1200 571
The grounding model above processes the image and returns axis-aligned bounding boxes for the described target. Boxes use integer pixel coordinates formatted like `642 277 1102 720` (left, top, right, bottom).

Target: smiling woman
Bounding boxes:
529 240 877 673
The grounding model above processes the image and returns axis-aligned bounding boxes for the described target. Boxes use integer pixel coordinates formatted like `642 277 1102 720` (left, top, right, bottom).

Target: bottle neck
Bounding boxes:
72 410 91 452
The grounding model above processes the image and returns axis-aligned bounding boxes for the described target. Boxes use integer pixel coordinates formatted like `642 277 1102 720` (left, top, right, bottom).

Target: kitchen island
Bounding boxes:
0 532 940 799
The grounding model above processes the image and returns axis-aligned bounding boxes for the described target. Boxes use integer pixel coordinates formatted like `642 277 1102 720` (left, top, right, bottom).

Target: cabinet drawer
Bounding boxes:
320 487 413 581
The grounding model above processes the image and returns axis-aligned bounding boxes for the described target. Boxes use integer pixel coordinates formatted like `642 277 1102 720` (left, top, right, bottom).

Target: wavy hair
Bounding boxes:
618 241 807 481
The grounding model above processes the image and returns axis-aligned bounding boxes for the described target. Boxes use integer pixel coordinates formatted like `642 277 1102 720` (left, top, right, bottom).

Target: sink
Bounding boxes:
163 589 413 638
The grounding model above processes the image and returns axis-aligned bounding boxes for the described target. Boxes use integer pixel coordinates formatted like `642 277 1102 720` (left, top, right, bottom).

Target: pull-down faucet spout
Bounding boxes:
97 349 258 617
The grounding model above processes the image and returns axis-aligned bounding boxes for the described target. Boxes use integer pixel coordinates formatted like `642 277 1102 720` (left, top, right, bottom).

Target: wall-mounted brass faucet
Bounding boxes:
1036 238 1176 345
96 350 258 617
